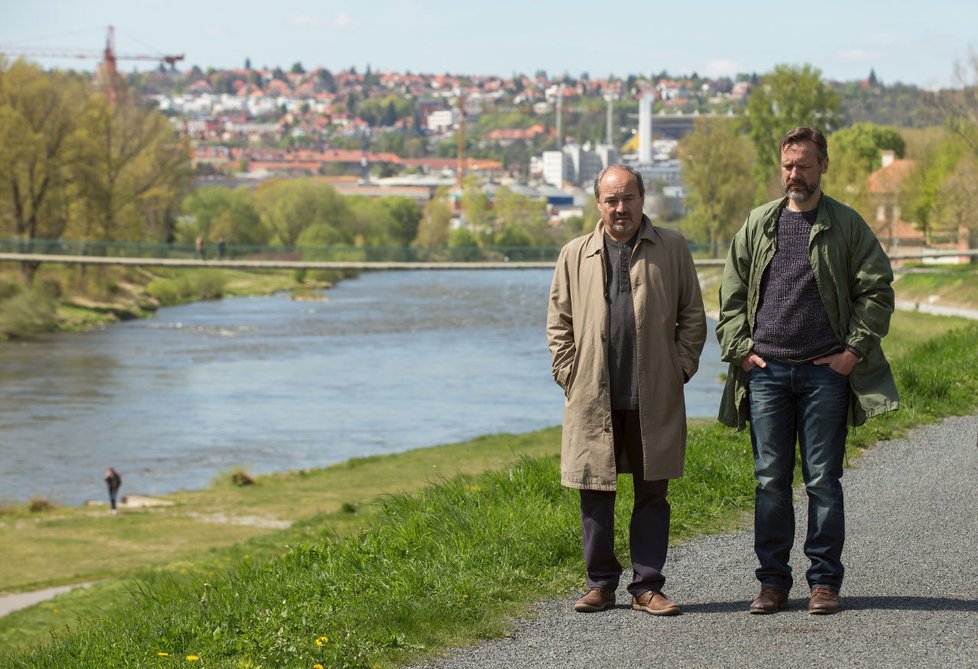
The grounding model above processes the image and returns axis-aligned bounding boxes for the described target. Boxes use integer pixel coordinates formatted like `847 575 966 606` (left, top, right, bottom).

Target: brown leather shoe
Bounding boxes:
749 587 789 614
631 590 680 616
808 586 840 615
574 587 615 612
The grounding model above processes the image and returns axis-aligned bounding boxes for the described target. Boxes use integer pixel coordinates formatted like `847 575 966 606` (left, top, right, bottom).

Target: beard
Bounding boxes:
784 175 820 203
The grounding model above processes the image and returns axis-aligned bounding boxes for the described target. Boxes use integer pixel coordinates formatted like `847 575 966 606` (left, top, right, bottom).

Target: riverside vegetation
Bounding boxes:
0 264 349 339
0 297 976 667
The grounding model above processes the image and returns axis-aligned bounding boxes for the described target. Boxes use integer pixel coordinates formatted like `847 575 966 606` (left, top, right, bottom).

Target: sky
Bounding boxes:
1 0 976 89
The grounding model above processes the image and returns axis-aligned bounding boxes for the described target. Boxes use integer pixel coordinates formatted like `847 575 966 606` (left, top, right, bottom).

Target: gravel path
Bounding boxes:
412 413 978 669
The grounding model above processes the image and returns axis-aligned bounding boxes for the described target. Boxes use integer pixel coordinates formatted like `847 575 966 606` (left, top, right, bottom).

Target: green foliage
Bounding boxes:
447 227 483 260
377 196 422 246
70 91 192 244
0 287 57 337
355 93 416 128
253 179 355 247
493 185 548 230
744 64 843 196
679 117 756 256
180 186 268 246
905 137 965 237
823 122 906 216
0 60 84 283
146 271 225 306
414 189 453 248
145 277 186 306
931 153 978 235
829 123 906 173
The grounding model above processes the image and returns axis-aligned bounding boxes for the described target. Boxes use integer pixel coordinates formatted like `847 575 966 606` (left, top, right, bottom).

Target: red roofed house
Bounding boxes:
866 150 923 252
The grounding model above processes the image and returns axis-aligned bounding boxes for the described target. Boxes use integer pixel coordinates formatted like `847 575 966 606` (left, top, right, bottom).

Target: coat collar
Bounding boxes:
763 193 834 237
582 215 657 257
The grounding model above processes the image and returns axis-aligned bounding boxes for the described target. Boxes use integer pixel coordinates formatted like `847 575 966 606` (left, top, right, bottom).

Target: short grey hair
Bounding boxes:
593 164 645 200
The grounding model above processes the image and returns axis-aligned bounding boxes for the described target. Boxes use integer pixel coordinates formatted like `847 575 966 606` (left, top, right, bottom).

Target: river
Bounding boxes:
0 269 724 506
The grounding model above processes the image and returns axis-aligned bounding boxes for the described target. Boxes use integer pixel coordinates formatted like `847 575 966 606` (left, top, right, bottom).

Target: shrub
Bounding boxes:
146 278 183 306
0 288 58 337
28 497 57 513
228 469 255 487
192 271 225 300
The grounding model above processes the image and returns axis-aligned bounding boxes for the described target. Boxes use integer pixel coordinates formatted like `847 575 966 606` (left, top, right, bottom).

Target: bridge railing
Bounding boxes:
0 237 728 262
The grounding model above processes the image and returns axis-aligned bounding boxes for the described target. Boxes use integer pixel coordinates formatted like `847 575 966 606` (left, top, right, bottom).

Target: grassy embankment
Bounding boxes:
2 298 977 667
0 263 345 339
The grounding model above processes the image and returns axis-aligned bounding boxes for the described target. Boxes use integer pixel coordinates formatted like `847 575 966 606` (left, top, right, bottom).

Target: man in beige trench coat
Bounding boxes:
548 165 707 615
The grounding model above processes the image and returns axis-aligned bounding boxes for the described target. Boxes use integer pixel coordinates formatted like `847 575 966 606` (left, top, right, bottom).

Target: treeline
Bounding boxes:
676 63 978 256
0 58 191 283
181 176 580 260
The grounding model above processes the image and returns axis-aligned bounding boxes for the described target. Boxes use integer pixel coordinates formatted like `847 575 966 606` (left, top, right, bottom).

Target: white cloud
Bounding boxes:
332 12 356 30
703 58 744 78
288 13 358 30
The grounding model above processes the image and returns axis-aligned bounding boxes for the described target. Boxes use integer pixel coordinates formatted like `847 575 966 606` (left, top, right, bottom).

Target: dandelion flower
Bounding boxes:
157 651 170 657
186 655 199 662
313 665 324 669
315 636 329 646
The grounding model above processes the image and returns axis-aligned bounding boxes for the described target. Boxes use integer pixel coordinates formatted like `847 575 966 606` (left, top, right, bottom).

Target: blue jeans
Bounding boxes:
748 359 849 593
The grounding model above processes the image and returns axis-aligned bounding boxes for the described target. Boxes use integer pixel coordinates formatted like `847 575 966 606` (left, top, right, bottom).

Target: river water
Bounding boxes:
0 270 724 506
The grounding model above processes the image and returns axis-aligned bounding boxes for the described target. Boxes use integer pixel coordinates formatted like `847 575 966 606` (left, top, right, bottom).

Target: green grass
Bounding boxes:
893 264 978 307
4 315 977 667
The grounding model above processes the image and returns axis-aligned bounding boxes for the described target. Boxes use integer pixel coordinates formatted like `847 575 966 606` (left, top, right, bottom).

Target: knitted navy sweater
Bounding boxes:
752 207 841 363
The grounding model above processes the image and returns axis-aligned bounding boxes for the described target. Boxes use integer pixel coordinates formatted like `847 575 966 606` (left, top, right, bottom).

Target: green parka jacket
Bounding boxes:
716 194 899 429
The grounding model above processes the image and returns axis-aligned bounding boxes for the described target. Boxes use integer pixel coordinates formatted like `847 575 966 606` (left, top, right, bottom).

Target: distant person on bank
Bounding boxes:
104 467 122 514
716 125 899 615
547 165 707 616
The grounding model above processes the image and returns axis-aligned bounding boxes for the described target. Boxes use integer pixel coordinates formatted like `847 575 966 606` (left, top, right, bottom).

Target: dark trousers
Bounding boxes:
579 409 671 597
748 359 849 592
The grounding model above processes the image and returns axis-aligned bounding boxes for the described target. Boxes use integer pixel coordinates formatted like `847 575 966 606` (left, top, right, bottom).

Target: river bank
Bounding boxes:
3 317 976 666
0 263 346 339
1 307 975 657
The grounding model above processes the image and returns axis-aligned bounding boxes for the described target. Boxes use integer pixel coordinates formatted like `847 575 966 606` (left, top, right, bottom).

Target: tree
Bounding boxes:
931 153 978 237
459 177 494 239
180 186 268 246
0 60 85 282
378 196 422 246
317 68 336 93
679 118 756 257
744 64 842 197
933 49 978 157
493 185 547 231
903 137 966 240
822 123 906 216
414 188 452 248
71 91 192 243
253 179 355 247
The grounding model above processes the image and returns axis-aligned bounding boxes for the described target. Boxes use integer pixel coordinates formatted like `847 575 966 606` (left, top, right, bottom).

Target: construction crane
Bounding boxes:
455 91 466 187
0 25 184 101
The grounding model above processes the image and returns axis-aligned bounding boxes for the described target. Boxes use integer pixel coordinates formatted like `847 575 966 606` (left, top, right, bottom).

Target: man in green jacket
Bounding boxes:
716 126 898 616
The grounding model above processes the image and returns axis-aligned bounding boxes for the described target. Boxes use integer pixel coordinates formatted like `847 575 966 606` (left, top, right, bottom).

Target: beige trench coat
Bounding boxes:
547 218 707 490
